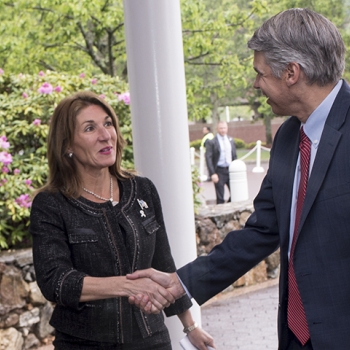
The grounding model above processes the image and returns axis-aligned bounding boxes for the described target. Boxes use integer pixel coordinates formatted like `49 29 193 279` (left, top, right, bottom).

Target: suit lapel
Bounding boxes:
297 80 350 233
277 117 300 247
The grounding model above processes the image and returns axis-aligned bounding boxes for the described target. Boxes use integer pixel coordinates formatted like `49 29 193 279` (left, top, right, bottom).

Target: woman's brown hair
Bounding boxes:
37 91 133 198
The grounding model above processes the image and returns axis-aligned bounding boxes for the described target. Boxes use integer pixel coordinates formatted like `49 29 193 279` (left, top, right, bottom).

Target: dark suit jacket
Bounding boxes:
178 80 350 350
205 135 237 176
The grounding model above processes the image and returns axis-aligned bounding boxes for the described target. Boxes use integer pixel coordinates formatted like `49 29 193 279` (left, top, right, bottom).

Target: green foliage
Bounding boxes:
181 0 269 122
234 138 246 149
190 139 202 150
191 166 203 213
0 0 126 77
0 70 131 249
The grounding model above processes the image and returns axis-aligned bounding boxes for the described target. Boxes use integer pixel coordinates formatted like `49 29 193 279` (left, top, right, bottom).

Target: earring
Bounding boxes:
68 152 73 158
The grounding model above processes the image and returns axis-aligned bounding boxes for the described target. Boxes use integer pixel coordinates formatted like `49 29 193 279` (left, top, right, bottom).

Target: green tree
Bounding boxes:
0 0 126 77
181 0 269 127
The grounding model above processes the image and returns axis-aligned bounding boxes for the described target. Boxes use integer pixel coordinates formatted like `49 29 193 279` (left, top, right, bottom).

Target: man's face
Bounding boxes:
253 51 291 116
217 122 228 136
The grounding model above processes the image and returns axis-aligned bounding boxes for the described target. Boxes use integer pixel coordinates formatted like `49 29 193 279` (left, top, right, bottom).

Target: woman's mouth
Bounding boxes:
99 147 112 154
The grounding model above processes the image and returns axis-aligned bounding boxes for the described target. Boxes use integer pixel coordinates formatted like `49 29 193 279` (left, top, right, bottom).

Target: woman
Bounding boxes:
30 91 215 349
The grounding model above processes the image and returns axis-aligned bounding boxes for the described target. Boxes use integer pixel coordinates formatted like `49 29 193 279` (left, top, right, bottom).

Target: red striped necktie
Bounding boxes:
287 126 311 345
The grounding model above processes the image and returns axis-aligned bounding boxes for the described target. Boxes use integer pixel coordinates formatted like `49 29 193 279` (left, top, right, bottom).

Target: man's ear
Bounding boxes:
284 62 301 86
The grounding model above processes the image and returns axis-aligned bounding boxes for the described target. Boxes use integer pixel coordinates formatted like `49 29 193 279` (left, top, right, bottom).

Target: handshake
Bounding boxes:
126 268 185 314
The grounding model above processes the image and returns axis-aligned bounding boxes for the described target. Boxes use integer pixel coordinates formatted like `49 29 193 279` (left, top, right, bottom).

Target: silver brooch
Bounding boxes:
137 199 148 217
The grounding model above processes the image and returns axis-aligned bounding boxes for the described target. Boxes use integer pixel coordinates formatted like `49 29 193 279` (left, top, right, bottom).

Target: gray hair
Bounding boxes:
247 8 345 86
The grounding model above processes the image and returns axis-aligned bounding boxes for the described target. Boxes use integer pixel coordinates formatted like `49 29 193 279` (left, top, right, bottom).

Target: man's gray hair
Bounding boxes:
247 8 345 86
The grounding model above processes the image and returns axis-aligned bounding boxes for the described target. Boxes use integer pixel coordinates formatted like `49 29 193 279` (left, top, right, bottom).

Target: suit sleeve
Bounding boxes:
231 139 237 160
177 146 280 305
205 139 216 176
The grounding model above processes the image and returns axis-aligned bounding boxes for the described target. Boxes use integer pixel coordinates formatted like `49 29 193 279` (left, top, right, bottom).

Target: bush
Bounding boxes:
190 139 202 150
234 138 246 149
0 70 131 249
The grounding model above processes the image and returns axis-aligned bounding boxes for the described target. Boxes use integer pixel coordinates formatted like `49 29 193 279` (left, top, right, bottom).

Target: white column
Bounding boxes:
123 1 201 348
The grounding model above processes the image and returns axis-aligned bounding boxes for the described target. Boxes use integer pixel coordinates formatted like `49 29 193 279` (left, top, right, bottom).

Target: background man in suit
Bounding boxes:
128 8 349 350
205 121 237 204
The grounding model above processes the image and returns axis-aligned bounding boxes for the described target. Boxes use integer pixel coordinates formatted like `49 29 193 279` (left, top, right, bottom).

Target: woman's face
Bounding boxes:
70 104 117 175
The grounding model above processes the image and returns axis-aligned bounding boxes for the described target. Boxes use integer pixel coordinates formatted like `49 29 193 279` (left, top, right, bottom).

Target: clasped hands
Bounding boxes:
126 268 184 314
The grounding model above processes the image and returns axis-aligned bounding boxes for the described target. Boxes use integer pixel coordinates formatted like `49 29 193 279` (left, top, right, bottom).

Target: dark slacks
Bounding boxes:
214 166 231 204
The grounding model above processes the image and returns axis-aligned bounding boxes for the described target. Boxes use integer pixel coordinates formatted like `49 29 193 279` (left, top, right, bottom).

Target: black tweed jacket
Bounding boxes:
30 175 192 344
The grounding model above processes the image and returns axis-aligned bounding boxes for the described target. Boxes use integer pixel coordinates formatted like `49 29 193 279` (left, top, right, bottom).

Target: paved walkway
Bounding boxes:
201 279 279 350
38 280 279 350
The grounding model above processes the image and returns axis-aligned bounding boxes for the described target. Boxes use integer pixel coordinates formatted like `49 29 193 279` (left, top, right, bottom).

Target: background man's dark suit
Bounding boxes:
205 136 237 204
178 81 350 350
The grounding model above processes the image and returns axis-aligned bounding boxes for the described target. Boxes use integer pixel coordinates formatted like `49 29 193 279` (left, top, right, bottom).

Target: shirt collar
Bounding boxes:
303 80 343 149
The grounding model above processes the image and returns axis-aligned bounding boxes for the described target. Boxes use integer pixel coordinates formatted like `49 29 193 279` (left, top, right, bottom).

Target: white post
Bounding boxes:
225 106 230 122
252 140 265 173
123 1 201 348
190 147 195 166
229 160 249 202
199 146 207 181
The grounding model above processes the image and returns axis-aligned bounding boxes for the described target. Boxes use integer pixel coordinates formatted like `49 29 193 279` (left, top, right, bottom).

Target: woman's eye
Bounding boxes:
85 126 94 132
105 121 113 127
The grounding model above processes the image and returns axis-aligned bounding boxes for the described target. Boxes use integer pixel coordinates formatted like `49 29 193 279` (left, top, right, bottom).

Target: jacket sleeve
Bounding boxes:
231 138 237 160
29 192 87 310
177 146 280 305
205 139 216 176
144 178 193 316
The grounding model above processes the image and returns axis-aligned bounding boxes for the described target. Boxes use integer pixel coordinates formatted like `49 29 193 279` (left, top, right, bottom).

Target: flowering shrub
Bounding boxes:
0 70 132 249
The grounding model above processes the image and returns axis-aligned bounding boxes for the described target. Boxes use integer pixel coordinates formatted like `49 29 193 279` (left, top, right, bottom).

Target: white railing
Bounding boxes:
190 140 271 181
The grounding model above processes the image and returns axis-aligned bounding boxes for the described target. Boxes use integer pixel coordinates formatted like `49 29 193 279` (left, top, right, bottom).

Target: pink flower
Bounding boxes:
118 92 130 105
79 73 85 78
25 179 32 186
14 168 20 175
33 119 41 126
0 68 4 75
0 136 10 149
0 151 12 165
99 94 106 99
2 178 7 183
91 78 97 85
54 86 62 93
22 92 28 98
38 82 53 94
15 194 32 208
2 166 9 173
38 71 45 76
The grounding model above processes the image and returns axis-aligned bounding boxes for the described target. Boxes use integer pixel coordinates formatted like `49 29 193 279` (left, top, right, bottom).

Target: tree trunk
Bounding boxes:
210 92 220 132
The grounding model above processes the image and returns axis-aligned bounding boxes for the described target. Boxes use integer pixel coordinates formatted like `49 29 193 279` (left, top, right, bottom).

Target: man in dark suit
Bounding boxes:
128 8 349 350
205 121 237 204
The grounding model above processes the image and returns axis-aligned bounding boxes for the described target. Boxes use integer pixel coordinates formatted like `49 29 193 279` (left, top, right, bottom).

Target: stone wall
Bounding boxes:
0 202 280 349
195 201 280 290
0 249 54 350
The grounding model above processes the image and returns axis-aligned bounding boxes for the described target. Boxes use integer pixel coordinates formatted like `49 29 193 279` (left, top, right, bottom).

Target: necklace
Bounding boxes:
83 175 119 206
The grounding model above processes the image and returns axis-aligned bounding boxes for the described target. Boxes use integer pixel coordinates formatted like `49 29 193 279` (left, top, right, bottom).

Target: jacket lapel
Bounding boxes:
297 80 350 233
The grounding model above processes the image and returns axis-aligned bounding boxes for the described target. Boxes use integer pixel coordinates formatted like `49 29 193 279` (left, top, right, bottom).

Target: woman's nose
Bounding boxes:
98 127 111 141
